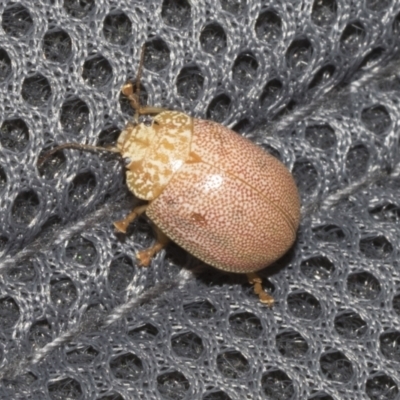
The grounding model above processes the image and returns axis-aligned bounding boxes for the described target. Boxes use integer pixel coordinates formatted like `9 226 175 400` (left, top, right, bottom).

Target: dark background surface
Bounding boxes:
0 0 400 399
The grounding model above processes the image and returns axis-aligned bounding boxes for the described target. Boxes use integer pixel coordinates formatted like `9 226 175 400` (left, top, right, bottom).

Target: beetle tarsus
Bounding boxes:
136 226 170 267
122 82 140 117
247 272 275 307
122 82 167 116
113 204 148 234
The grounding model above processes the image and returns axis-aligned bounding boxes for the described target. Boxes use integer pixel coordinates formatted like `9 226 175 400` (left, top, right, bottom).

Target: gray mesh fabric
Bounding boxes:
1 0 400 399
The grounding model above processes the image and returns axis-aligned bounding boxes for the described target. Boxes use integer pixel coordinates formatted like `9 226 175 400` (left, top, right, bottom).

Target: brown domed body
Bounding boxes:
146 119 300 273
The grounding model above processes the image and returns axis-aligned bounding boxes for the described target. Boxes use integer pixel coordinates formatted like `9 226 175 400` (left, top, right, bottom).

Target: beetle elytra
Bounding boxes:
40 47 300 306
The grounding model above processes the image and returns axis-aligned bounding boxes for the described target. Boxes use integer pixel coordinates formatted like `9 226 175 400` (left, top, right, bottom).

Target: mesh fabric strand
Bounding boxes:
1 0 400 399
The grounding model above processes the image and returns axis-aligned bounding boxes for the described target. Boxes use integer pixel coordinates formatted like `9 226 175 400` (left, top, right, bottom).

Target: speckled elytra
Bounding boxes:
40 47 300 306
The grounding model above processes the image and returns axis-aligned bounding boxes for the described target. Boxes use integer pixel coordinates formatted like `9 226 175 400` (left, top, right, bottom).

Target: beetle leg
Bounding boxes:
246 272 274 307
121 82 140 113
122 82 168 116
136 226 170 267
138 106 169 115
113 204 148 234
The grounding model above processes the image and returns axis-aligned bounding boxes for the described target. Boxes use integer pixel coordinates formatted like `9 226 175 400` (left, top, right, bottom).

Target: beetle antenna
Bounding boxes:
38 143 120 167
122 45 168 118
134 45 146 123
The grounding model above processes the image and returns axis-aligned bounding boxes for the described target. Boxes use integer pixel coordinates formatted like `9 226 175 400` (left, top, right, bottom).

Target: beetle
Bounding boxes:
40 47 300 306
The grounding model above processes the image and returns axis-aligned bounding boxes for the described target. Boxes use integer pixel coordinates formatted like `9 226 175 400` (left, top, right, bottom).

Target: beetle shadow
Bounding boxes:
165 243 296 297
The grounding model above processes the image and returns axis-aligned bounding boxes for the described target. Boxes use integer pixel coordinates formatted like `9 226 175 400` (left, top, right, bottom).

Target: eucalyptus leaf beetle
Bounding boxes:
40 47 300 306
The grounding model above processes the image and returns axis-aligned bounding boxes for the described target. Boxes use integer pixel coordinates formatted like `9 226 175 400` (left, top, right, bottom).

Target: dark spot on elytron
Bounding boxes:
187 152 202 164
190 212 207 226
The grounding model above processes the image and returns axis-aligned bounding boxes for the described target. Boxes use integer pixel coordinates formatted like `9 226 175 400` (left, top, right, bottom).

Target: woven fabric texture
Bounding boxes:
1 0 400 399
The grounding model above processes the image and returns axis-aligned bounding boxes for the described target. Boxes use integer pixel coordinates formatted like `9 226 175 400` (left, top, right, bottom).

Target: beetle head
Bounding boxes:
117 111 193 201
